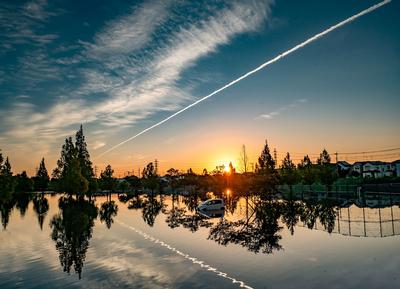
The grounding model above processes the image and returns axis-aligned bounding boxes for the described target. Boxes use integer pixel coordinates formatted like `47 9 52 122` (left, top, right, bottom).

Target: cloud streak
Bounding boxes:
258 98 307 120
98 0 391 158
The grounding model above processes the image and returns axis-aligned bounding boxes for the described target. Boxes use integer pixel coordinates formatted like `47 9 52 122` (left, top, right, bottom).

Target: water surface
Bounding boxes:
0 193 399 289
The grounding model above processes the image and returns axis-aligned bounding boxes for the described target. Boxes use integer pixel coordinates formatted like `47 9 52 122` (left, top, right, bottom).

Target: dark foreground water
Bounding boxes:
0 193 399 289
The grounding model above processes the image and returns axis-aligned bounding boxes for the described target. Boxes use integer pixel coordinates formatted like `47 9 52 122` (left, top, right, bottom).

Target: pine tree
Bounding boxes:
280 153 299 193
0 155 16 195
254 140 278 196
53 126 96 195
34 158 50 191
75 125 94 180
2 157 12 177
298 155 316 189
298 155 312 168
317 149 331 165
257 140 276 174
316 149 337 192
53 137 75 179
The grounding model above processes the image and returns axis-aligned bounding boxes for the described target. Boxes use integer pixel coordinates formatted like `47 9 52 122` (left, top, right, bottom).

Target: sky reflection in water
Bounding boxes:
0 193 399 289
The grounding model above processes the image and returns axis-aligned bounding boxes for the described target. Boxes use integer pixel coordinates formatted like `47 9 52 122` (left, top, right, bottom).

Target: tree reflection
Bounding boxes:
317 200 337 233
165 195 185 229
33 194 49 230
0 194 15 229
99 200 118 229
183 194 200 212
141 196 163 227
14 192 32 217
281 199 302 235
299 200 319 229
50 196 98 279
209 200 283 254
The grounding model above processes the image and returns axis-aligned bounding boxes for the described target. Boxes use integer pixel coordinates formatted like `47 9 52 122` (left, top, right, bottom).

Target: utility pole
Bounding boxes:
94 166 98 178
155 159 158 175
138 167 141 178
335 152 338 163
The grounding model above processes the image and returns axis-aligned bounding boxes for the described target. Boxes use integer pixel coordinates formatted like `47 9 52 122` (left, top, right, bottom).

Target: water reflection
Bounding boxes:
141 196 164 227
0 191 399 281
33 193 49 230
50 196 98 279
99 194 118 229
0 194 14 229
209 200 283 254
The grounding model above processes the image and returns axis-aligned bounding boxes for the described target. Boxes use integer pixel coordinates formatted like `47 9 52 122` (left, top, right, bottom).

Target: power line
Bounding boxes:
338 147 400 155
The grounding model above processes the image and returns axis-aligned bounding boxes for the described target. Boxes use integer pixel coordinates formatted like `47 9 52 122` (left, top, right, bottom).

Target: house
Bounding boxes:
392 160 400 177
336 161 351 177
350 161 394 178
350 161 367 177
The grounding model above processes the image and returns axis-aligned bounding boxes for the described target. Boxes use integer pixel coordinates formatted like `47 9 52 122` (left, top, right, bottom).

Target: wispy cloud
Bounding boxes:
0 0 59 51
258 98 308 120
87 1 172 58
1 0 274 151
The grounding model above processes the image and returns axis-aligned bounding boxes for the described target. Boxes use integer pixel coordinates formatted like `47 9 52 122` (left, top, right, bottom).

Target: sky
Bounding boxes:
0 0 399 176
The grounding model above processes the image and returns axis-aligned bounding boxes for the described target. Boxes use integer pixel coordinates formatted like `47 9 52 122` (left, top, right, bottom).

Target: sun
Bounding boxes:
224 165 231 173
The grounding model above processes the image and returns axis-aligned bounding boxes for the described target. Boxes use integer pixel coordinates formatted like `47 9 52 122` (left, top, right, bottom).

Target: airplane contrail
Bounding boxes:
97 0 391 158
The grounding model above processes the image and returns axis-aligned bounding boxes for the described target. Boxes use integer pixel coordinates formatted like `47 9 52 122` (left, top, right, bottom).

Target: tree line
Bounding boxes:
0 126 345 198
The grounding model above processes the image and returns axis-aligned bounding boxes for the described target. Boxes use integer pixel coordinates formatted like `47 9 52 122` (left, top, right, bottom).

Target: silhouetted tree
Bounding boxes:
141 162 158 195
254 140 278 196
165 168 180 194
316 149 338 193
124 175 141 195
15 171 33 193
63 153 89 196
280 153 300 194
34 158 49 192
53 137 74 180
100 165 117 192
75 125 96 193
0 154 16 196
53 127 95 195
298 155 316 190
317 149 331 165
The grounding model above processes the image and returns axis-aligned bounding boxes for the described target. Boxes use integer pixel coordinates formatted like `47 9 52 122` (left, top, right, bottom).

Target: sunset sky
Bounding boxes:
0 0 399 176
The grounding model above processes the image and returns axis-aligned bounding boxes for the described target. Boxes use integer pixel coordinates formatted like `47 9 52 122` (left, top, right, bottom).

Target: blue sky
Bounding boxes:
0 0 399 175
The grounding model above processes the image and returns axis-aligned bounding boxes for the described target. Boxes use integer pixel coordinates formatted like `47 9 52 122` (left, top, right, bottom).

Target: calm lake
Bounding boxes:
0 193 399 289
